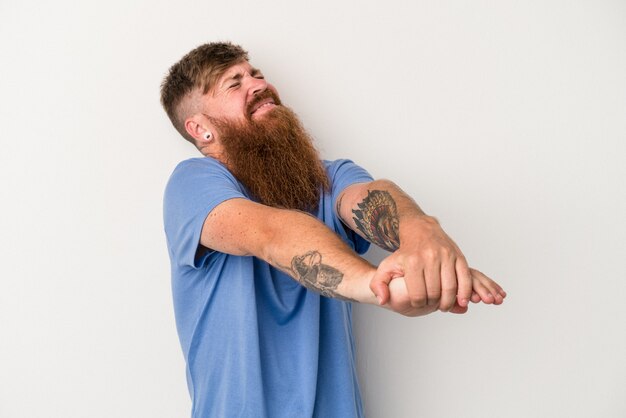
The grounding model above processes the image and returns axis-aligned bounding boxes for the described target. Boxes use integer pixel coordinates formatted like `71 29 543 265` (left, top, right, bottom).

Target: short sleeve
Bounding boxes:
325 159 374 255
163 158 247 268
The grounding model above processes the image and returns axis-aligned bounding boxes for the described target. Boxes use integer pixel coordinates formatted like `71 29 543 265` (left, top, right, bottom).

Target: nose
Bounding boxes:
246 74 267 99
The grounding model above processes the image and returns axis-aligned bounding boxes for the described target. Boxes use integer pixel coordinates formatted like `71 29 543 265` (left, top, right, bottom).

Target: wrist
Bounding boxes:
398 214 440 243
339 262 377 304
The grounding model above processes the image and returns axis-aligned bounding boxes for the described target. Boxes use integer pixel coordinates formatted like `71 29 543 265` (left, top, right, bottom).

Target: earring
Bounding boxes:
203 132 212 141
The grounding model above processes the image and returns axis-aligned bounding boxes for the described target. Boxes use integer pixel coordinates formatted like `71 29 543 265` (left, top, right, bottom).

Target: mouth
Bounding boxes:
249 98 277 118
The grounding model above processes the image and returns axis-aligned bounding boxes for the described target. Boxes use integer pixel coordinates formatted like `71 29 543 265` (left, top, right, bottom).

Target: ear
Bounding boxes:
184 114 215 145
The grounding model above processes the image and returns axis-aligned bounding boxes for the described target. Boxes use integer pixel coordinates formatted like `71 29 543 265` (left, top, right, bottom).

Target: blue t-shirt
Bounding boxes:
163 158 373 418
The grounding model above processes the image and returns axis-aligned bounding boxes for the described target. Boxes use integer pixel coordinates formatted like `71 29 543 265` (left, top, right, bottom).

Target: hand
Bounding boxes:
384 276 439 317
371 216 473 312
384 268 506 316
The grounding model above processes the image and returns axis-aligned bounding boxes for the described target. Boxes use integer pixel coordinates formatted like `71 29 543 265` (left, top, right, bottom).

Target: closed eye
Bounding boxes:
251 69 264 79
229 82 240 89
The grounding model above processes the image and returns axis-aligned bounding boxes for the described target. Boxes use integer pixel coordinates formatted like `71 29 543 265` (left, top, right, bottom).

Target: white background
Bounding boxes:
1 1 624 417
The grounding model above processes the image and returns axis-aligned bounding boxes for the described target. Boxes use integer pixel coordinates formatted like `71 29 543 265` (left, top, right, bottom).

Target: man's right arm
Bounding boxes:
200 198 379 303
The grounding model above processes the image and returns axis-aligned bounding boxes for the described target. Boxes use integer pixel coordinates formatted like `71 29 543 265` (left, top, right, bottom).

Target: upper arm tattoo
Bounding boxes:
351 190 400 252
281 251 356 302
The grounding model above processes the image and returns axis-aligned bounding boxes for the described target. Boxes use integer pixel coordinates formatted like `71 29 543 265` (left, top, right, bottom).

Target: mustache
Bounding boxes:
246 89 282 118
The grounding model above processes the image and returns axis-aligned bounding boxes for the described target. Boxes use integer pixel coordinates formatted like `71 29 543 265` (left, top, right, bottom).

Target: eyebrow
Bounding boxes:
220 67 263 88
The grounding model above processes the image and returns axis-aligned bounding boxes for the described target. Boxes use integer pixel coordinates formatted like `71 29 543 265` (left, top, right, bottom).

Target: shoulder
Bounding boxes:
323 159 373 190
169 157 229 178
323 158 361 173
164 157 247 212
166 157 239 191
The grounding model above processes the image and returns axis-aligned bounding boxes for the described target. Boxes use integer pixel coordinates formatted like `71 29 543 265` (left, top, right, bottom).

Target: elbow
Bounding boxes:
252 208 284 266
371 178 398 189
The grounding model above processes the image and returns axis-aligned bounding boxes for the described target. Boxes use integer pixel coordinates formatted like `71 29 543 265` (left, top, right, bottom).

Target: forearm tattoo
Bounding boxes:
283 251 356 302
352 190 400 252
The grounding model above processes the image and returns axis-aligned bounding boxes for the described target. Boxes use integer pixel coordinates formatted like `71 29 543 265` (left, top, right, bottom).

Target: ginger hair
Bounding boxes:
160 42 249 143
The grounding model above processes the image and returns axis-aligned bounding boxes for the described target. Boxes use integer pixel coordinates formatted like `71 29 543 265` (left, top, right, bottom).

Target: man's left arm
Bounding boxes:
337 179 506 312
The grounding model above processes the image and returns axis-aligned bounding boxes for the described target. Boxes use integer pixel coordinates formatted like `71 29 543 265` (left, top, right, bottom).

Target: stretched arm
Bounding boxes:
200 198 378 303
337 179 506 312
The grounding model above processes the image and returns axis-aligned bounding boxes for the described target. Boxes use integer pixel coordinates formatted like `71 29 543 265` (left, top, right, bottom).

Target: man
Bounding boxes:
161 42 505 418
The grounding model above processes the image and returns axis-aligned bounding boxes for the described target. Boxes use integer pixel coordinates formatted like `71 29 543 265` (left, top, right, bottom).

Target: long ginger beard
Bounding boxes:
215 97 329 212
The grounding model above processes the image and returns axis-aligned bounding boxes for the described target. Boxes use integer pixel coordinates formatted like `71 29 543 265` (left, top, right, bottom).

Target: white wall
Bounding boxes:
1 1 624 417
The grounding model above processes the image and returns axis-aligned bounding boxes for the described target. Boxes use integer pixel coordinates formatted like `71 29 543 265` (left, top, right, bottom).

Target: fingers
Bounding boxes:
378 253 464 311
403 266 428 308
470 277 495 304
455 256 473 308
371 258 406 305
424 259 442 307
373 236 508 315
470 291 481 303
469 269 507 305
370 270 392 305
449 302 469 314
438 256 457 312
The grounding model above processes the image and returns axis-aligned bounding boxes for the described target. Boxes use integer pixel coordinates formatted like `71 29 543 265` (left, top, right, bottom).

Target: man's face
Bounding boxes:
202 60 281 124
197 60 329 212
